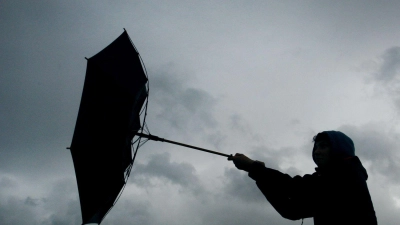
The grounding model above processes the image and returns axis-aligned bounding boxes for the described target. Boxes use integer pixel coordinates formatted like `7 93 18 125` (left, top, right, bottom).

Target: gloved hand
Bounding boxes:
228 153 255 172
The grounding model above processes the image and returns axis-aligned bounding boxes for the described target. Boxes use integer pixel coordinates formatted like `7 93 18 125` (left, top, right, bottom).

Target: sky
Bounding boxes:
1 1 400 224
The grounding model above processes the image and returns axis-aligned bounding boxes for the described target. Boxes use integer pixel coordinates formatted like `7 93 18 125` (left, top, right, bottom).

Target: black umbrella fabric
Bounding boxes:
70 30 148 224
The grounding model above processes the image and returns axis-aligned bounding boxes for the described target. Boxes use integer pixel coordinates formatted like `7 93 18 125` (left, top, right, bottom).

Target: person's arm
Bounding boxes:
229 154 314 220
248 161 314 220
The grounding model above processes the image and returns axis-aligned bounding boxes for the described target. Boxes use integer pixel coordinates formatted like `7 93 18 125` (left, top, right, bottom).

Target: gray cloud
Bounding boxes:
250 145 303 176
1 1 400 225
0 175 154 225
370 46 400 110
41 179 81 225
367 180 400 225
221 144 307 206
222 168 266 203
228 113 261 141
149 68 218 132
0 176 18 189
375 47 400 83
205 130 226 150
0 177 81 225
102 199 152 225
196 191 307 225
132 152 203 193
0 196 38 225
229 114 250 133
339 124 400 184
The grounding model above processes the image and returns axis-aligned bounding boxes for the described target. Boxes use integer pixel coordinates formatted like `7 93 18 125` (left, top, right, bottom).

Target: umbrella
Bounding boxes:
69 29 229 225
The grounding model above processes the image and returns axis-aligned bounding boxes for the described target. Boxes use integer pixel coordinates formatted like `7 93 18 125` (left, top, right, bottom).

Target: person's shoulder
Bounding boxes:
335 156 369 181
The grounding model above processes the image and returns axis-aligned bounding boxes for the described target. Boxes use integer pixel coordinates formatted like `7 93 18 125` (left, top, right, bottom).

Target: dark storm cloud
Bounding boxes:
132 152 203 193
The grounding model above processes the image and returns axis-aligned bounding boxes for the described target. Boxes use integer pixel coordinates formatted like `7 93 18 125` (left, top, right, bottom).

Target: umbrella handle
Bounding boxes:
136 133 231 157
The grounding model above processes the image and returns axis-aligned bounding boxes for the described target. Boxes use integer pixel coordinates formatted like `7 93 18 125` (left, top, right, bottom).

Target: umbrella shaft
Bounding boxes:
136 133 230 157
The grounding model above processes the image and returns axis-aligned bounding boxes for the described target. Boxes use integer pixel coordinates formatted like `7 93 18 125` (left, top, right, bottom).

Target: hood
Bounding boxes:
350 156 369 180
314 131 355 160
313 131 369 180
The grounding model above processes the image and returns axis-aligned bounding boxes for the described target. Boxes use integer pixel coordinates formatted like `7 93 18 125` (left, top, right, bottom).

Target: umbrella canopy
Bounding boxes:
70 30 148 224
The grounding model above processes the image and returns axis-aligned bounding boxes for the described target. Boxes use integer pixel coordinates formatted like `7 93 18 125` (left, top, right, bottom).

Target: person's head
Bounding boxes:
312 131 355 168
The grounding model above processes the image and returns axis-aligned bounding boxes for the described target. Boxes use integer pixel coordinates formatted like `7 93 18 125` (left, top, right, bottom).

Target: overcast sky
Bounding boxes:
1 1 400 225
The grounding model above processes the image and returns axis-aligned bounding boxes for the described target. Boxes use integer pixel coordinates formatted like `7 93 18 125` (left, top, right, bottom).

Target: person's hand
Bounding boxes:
228 153 255 172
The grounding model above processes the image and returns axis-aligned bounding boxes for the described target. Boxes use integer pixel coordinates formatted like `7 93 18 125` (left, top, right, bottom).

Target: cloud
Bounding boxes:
367 175 400 225
339 124 400 184
0 176 18 189
229 114 250 134
222 168 266 203
228 113 263 141
40 179 81 225
132 152 203 194
0 175 81 225
371 46 400 110
149 68 218 132
221 143 308 204
102 198 152 225
0 174 153 225
251 145 304 176
374 47 400 84
0 196 39 225
205 130 227 150
198 202 296 225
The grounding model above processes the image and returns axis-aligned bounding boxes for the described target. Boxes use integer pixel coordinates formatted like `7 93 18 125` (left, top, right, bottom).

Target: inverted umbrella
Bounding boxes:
69 29 229 225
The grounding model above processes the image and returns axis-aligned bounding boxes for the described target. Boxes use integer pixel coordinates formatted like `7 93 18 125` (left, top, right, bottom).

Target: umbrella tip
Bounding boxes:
123 28 126 31
84 57 88 60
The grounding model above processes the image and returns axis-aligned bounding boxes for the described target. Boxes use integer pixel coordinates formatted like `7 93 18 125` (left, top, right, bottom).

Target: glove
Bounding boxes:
228 153 255 172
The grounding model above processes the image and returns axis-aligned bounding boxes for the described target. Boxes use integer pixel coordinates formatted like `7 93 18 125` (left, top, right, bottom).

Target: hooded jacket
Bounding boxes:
248 131 377 225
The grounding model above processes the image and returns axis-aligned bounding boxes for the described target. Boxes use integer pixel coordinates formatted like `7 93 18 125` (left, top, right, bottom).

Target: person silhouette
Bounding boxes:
228 131 377 225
